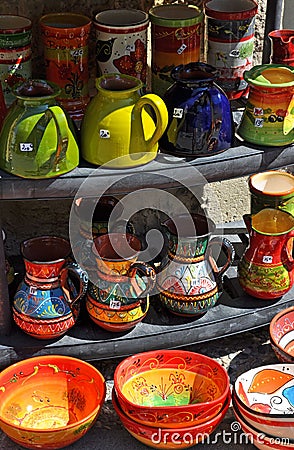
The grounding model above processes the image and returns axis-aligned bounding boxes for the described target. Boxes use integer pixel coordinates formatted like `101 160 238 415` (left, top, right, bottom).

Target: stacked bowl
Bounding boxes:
113 349 231 449
270 306 294 363
232 364 294 449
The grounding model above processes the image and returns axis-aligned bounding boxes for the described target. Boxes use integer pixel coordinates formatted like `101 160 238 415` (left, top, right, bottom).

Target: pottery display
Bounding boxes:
94 9 149 85
0 14 32 107
157 213 234 316
112 387 229 449
12 236 88 339
86 232 156 331
0 355 106 449
238 208 294 299
269 29 294 66
248 170 294 215
39 13 92 122
80 73 168 168
149 4 203 97
270 306 294 363
160 62 234 156
0 79 80 179
205 0 258 99
113 349 230 429
237 64 294 146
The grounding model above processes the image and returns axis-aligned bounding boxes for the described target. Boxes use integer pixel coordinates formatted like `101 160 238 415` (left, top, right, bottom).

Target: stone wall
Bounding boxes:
0 0 268 255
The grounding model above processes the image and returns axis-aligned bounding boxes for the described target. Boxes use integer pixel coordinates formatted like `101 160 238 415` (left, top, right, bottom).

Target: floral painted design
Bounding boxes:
113 39 146 81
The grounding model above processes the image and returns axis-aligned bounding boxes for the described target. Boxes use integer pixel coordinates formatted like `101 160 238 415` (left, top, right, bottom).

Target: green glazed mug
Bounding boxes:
0 79 79 179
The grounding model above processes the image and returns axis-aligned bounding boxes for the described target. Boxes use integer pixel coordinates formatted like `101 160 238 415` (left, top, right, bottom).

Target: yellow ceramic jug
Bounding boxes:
80 74 168 168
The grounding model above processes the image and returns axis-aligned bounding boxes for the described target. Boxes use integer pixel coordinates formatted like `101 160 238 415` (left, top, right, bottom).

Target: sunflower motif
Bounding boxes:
113 39 147 81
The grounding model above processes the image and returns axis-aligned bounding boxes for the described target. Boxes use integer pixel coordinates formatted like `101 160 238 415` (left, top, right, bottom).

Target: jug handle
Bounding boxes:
282 229 294 272
127 261 156 298
48 106 70 170
60 262 88 312
207 237 235 279
130 93 168 152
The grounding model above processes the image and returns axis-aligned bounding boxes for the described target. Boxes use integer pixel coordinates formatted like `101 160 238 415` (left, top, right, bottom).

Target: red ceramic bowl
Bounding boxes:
232 391 294 440
114 349 230 428
233 397 294 450
233 364 294 434
112 388 230 449
0 355 106 449
269 306 294 363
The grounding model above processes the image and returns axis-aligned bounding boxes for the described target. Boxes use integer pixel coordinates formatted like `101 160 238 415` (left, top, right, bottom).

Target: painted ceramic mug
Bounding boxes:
94 9 149 86
39 13 92 122
149 4 203 97
205 0 258 99
0 14 32 107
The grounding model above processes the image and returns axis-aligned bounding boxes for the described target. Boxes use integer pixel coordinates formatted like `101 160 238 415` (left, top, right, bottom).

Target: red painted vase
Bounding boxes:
269 29 294 66
238 208 294 299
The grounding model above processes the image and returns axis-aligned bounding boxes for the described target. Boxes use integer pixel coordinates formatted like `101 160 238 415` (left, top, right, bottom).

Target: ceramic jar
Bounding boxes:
269 29 294 66
0 79 79 179
94 9 149 85
157 213 234 316
205 0 258 99
13 236 88 339
238 209 294 299
39 13 92 123
149 4 203 97
160 62 234 156
81 73 168 168
238 64 294 146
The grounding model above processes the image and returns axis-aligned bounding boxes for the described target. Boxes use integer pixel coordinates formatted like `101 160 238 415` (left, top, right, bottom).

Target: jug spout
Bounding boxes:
242 214 252 234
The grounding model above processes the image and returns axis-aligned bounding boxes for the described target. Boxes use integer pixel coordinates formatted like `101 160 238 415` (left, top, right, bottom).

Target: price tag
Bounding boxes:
29 286 37 295
263 255 273 264
20 142 33 152
110 299 121 310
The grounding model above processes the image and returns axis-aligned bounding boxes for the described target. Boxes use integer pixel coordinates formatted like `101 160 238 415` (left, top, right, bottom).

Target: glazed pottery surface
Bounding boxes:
39 13 92 122
0 15 32 107
249 170 294 215
113 349 230 428
269 29 294 66
237 64 294 146
233 398 294 450
234 364 294 417
94 9 149 84
232 391 294 440
205 0 258 99
160 62 233 156
0 79 79 179
112 388 230 449
81 73 168 168
13 235 88 339
149 4 203 97
157 213 234 316
86 232 155 331
270 306 294 363
0 355 105 449
238 208 294 299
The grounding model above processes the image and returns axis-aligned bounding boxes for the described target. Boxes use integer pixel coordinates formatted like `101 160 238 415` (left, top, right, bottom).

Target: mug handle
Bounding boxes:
207 237 235 279
130 93 168 153
60 261 88 312
127 261 156 298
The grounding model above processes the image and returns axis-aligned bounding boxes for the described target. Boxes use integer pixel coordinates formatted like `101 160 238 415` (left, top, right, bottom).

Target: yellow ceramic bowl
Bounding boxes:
0 355 106 449
114 349 230 428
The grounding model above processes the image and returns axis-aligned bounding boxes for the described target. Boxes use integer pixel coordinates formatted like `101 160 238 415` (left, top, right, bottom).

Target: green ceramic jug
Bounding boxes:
0 79 79 179
80 73 168 168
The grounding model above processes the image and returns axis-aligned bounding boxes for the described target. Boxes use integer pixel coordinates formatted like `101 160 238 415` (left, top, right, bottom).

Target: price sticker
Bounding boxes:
20 143 33 152
110 299 121 310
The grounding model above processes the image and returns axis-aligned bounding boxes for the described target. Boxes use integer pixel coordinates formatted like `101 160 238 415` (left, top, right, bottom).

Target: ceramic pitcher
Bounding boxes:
238 208 294 299
156 213 234 316
268 29 294 66
80 73 168 168
86 232 156 331
0 79 79 179
13 236 88 339
237 64 294 146
160 62 234 156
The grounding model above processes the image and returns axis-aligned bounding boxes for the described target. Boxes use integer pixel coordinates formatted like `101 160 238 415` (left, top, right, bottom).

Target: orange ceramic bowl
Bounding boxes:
269 306 294 363
114 349 230 428
0 355 106 449
112 387 230 449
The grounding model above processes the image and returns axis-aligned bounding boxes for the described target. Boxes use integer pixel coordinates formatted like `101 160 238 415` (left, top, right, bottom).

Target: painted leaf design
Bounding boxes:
282 386 294 407
248 369 294 394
